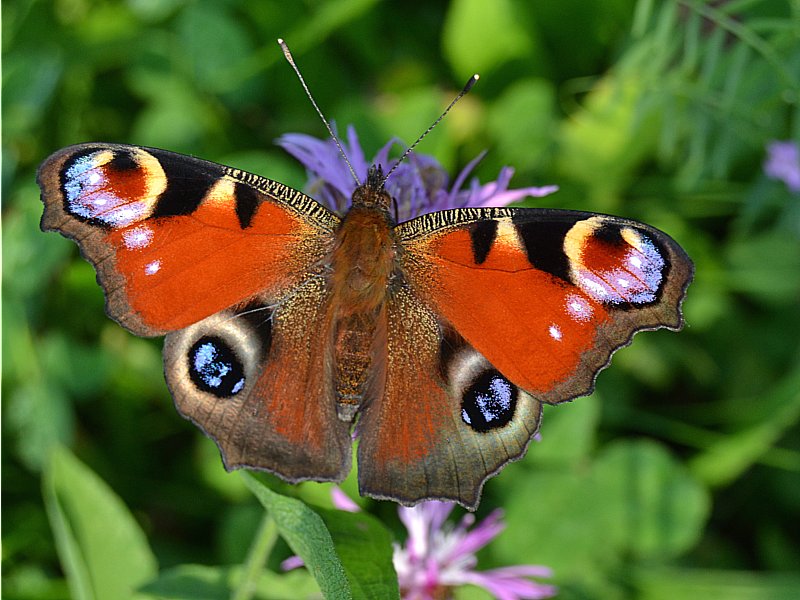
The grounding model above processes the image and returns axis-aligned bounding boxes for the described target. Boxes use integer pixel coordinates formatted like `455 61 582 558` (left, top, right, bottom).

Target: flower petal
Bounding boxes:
331 487 361 512
444 509 505 562
765 140 800 192
460 568 557 600
281 555 305 571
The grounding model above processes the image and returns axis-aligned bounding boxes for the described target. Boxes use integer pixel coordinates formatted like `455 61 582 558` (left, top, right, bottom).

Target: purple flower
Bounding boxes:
283 490 556 600
278 125 557 220
393 502 556 600
764 140 800 192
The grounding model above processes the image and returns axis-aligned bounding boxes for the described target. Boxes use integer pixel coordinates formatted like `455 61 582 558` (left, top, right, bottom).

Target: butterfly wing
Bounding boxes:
38 143 339 336
357 207 693 508
38 143 352 481
357 285 543 509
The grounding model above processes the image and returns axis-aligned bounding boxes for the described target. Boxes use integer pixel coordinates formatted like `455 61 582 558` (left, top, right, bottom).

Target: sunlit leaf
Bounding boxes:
443 0 536 75
594 440 710 559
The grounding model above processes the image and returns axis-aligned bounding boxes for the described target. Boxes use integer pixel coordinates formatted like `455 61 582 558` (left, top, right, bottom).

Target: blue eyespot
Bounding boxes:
461 370 516 431
188 336 245 397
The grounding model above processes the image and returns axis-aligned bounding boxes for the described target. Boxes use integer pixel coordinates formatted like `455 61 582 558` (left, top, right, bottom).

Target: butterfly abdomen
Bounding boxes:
329 202 397 420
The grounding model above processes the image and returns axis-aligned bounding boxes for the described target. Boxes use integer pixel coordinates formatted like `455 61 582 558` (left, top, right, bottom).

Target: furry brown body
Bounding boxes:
329 186 396 419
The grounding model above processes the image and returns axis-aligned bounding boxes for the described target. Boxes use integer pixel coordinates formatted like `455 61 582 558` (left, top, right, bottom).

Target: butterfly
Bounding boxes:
37 140 693 509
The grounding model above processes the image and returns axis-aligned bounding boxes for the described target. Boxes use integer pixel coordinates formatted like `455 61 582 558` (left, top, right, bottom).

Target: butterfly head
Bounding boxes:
351 164 392 212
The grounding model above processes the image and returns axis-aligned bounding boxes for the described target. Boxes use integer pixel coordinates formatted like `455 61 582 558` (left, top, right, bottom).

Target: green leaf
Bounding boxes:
176 3 253 93
632 566 800 600
486 78 556 172
496 439 709 591
595 440 710 559
726 232 800 305
140 564 321 600
317 507 399 599
496 468 607 580
43 446 158 600
689 368 800 487
527 396 600 467
6 376 74 471
556 73 660 209
240 473 353 600
443 0 536 75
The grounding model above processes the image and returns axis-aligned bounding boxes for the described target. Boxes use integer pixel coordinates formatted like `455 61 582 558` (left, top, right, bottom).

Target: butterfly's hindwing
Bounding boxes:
164 279 352 482
357 286 542 509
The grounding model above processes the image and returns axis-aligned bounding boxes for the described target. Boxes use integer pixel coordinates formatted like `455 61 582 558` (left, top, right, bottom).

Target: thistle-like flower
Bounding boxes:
284 490 557 600
764 140 800 192
277 125 558 220
393 501 556 600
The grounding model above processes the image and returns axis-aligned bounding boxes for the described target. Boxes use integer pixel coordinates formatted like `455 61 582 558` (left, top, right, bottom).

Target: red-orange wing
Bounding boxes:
400 207 692 402
357 207 692 508
38 143 351 482
38 143 339 336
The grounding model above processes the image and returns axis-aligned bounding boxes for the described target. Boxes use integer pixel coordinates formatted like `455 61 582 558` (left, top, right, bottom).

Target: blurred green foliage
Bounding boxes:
3 1 800 598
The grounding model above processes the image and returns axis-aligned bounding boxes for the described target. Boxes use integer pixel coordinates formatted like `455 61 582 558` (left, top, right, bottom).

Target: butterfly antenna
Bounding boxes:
381 73 479 186
278 38 360 186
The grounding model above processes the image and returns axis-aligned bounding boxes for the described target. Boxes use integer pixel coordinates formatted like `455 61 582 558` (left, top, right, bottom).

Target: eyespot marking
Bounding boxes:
566 217 668 306
461 370 517 432
188 335 246 397
60 148 165 227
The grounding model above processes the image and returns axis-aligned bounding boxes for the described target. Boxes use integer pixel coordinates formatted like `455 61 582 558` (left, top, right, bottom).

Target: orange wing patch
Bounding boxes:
108 197 324 332
416 247 609 393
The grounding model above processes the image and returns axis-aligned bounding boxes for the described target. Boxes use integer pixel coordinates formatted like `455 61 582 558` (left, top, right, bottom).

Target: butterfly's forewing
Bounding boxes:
38 143 352 481
38 143 339 336
357 207 693 508
163 278 352 482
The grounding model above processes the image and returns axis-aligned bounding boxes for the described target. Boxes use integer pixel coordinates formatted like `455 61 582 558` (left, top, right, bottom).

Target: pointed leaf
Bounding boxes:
43 446 158 600
240 473 352 599
317 507 399 599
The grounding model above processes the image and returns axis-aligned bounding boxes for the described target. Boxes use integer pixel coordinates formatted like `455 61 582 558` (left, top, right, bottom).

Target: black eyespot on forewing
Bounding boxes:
188 336 246 397
461 370 517 432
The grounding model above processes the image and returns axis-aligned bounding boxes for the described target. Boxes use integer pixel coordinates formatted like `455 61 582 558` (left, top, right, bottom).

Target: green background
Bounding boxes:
4 1 800 598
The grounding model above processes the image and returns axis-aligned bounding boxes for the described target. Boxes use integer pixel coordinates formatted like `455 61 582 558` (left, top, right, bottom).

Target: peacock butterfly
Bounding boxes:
37 65 692 511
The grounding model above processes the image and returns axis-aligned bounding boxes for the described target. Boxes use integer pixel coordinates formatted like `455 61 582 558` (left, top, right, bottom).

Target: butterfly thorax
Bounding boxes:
329 193 397 420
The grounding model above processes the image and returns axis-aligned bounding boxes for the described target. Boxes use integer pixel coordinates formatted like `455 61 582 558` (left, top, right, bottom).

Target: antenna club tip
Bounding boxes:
277 38 284 44
462 74 479 93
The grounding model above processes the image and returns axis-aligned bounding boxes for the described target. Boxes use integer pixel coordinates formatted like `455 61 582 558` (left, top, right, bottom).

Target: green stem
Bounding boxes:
231 513 279 600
